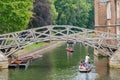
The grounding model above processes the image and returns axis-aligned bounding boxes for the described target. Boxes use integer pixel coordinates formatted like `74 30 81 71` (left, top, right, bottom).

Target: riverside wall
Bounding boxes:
109 48 120 68
94 48 120 69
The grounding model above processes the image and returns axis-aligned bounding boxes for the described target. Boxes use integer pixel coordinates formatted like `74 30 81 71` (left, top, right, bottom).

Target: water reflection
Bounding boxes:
67 52 73 60
110 69 120 80
72 62 98 80
8 43 120 80
72 71 98 80
94 56 110 80
0 69 8 80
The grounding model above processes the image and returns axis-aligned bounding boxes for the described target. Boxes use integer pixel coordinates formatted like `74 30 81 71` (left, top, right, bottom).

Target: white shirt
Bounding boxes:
85 55 90 63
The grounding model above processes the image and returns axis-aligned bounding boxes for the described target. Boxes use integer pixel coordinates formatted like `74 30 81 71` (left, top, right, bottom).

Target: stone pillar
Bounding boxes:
94 48 120 68
109 48 120 68
0 53 8 68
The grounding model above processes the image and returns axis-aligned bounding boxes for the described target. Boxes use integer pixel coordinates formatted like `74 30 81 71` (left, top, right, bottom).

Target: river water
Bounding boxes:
1 43 120 80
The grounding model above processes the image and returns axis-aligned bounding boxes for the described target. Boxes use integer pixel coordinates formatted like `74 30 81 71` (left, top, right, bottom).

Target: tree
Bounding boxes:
86 1 94 29
54 0 93 28
0 0 33 34
28 0 57 28
49 0 58 25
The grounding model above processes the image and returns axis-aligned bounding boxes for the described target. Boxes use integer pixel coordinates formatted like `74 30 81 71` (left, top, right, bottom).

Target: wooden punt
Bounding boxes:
8 55 43 69
8 59 30 70
31 55 43 61
19 60 30 70
66 47 74 52
8 63 19 69
79 65 92 73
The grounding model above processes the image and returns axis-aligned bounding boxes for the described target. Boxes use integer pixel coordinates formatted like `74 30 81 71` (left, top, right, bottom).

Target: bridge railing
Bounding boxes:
0 25 119 57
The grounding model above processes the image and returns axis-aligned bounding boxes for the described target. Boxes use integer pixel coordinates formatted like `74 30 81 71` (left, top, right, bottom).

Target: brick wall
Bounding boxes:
94 0 116 33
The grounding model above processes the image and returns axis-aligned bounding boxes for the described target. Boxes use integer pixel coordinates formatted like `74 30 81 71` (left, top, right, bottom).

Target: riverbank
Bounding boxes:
14 41 66 59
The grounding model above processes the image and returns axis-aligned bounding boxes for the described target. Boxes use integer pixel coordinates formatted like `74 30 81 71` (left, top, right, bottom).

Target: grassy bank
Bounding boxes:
25 42 46 51
15 41 65 58
14 42 47 57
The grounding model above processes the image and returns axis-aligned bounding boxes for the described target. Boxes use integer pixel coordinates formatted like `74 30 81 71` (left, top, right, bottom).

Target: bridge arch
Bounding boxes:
0 25 119 68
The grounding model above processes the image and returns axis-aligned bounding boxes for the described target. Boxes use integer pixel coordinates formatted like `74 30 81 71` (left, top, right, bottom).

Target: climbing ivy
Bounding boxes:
0 0 34 34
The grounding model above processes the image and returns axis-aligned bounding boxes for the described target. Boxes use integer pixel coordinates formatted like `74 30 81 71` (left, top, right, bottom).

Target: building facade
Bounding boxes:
94 0 120 68
94 0 120 35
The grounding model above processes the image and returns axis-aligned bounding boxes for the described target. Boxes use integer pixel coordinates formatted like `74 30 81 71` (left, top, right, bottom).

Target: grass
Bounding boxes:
25 42 46 51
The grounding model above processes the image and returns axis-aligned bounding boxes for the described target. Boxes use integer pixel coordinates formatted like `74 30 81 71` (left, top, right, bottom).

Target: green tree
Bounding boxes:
28 0 57 28
54 0 93 28
49 0 58 24
86 1 94 29
0 0 33 33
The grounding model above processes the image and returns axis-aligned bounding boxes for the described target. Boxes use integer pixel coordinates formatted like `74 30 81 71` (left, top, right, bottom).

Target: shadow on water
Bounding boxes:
94 56 120 80
1 43 119 80
0 69 8 80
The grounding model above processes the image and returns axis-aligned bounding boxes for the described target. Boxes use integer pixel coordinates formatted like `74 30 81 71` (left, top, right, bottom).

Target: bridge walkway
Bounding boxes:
0 25 119 59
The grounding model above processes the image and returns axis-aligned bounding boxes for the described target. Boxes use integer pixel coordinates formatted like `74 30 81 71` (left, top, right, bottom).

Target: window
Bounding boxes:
99 0 110 3
107 2 111 19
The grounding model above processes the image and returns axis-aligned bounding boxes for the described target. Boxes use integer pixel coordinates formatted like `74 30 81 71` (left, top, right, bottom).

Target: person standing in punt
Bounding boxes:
85 54 90 67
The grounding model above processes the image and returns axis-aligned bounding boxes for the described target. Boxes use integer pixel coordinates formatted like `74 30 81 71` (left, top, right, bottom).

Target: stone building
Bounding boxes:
94 0 120 68
94 0 120 35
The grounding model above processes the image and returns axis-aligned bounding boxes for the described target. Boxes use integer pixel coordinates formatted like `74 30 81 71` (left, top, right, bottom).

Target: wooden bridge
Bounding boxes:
0 25 119 68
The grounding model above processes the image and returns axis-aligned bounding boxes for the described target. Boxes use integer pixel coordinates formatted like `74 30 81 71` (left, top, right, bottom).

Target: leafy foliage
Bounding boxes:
54 0 93 28
28 0 57 28
49 0 58 24
0 1 33 33
0 0 94 33
86 4 94 29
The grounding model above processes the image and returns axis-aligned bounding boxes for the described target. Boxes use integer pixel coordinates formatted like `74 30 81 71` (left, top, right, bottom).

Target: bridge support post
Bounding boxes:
109 48 120 68
94 48 120 69
0 53 8 68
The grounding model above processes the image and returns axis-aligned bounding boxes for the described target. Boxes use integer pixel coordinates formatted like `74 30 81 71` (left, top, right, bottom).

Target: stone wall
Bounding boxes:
0 69 8 80
110 48 120 68
94 0 117 56
0 60 8 69
0 53 8 68
94 0 116 33
94 48 120 69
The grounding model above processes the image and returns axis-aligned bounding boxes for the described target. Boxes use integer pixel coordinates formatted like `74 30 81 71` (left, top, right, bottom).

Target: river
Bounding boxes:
0 43 120 80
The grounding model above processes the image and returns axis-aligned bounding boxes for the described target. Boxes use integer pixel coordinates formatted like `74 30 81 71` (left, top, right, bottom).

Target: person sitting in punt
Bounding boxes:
66 47 73 52
86 62 91 69
79 61 86 69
